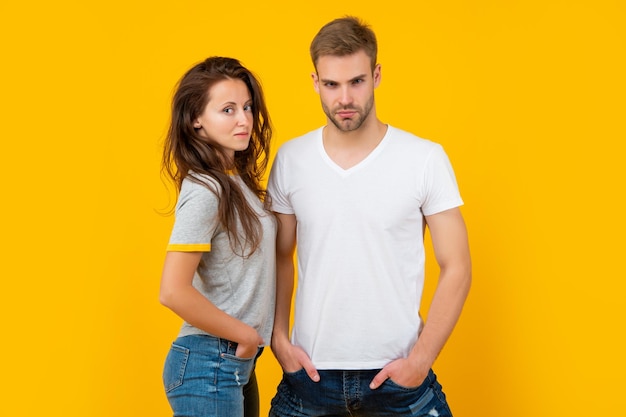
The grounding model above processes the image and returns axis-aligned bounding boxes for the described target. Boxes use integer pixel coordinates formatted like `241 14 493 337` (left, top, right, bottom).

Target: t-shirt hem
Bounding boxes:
178 326 270 346
313 361 390 370
422 199 464 217
269 205 295 215
167 243 211 252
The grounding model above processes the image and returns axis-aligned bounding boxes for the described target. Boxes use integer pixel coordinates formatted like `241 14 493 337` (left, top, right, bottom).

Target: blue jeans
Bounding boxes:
163 334 262 417
270 368 452 417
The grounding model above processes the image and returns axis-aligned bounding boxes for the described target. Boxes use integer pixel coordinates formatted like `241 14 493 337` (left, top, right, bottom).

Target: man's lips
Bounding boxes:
336 110 357 118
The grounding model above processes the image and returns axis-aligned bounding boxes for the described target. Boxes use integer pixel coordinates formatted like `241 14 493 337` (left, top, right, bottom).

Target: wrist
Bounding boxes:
270 331 291 351
237 325 260 346
408 343 436 372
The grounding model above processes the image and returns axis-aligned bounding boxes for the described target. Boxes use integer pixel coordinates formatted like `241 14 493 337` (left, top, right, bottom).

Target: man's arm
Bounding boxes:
370 207 471 388
271 212 320 381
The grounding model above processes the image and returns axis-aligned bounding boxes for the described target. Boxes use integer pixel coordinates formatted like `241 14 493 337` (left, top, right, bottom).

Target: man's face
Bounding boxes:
313 50 381 132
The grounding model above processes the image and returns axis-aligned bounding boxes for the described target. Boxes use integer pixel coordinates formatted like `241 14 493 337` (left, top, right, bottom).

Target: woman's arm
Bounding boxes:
159 251 263 358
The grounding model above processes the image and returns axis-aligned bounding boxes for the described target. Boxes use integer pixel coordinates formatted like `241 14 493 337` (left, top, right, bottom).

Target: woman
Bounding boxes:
160 57 275 417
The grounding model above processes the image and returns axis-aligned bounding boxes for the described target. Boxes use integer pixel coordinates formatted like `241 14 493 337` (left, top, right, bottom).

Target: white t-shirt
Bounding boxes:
267 125 463 369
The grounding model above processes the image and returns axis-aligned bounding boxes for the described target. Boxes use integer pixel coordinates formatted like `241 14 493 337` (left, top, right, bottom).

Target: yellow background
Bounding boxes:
1 1 624 416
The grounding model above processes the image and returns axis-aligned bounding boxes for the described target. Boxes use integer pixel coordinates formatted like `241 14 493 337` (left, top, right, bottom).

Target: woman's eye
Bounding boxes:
244 104 253 112
223 107 234 114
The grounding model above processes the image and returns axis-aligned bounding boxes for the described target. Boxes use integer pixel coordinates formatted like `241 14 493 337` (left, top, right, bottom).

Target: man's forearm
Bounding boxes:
409 264 471 369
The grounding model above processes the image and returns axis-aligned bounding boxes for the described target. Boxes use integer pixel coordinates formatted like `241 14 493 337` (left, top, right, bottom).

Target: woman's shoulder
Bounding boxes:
180 172 221 199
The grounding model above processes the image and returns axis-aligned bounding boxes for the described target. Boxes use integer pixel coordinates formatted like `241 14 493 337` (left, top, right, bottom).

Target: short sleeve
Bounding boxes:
267 149 294 215
420 144 464 216
167 178 220 252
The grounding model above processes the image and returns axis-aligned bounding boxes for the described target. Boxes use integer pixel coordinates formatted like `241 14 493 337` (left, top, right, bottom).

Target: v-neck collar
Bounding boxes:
317 125 391 177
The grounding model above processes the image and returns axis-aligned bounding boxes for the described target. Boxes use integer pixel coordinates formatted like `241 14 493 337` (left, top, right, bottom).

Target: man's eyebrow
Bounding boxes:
319 74 368 84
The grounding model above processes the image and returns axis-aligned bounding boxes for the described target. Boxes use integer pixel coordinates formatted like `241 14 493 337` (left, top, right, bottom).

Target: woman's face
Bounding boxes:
193 78 253 159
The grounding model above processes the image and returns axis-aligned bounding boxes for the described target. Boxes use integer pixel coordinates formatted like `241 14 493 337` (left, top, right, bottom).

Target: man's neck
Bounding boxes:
322 118 388 169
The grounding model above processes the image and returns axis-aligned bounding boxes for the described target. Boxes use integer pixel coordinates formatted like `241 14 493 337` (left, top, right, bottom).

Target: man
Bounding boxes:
267 16 471 417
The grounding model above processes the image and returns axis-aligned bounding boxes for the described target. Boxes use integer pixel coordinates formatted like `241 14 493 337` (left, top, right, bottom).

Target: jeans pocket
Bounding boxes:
385 373 428 391
163 344 189 393
283 367 307 377
220 352 256 363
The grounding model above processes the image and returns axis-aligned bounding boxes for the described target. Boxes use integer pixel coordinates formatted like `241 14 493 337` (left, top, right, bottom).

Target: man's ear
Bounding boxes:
312 72 320 94
373 63 382 88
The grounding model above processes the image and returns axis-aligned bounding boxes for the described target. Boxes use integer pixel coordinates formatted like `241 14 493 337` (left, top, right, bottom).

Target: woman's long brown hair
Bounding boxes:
162 57 272 256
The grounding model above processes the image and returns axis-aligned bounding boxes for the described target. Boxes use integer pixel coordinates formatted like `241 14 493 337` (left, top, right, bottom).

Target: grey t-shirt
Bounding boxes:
167 174 276 343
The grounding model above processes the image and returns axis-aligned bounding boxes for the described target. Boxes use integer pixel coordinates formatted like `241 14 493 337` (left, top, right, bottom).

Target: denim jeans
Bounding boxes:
163 334 262 417
270 368 452 417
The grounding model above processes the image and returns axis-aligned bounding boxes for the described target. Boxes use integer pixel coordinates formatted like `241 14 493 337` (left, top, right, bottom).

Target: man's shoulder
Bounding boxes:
387 125 441 151
277 127 323 154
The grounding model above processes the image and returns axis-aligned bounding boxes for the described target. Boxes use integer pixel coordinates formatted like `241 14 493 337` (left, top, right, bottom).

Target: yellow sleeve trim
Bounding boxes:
167 243 211 252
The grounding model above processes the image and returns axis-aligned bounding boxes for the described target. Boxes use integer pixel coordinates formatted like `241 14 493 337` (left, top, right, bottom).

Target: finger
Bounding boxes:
236 344 256 358
300 357 320 382
369 369 389 390
304 364 320 382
